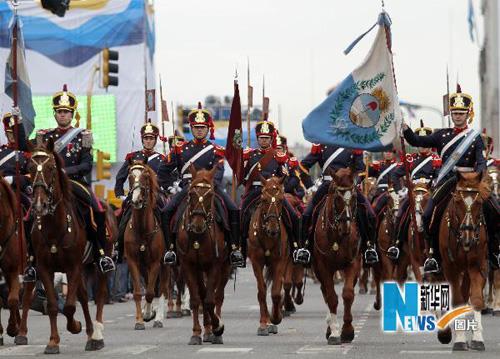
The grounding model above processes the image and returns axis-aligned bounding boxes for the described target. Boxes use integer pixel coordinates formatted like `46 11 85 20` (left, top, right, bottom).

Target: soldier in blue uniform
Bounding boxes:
27 85 115 282
390 124 441 260
159 103 244 267
114 121 168 262
275 134 305 201
240 121 302 264
369 150 400 214
402 85 500 273
294 144 379 265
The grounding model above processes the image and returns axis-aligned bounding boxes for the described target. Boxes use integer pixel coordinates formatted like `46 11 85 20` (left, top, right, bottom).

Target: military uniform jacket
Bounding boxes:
114 150 166 197
285 156 305 198
242 147 288 186
0 144 30 190
391 153 441 192
368 160 400 188
158 139 225 189
301 144 364 186
35 127 93 185
403 127 485 183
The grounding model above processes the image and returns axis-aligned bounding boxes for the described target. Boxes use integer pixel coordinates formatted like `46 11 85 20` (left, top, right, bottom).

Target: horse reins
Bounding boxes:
31 151 62 216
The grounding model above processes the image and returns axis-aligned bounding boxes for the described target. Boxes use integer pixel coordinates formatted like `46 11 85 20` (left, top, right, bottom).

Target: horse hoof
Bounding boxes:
153 321 163 328
257 327 269 336
470 340 485 351
325 326 331 340
283 311 291 317
203 333 215 343
134 322 145 330
437 328 452 344
143 310 156 323
213 325 225 337
85 339 105 351
493 310 500 317
7 324 19 337
14 335 28 345
268 324 278 334
68 320 82 334
341 329 355 343
0 337 3 346
481 307 492 315
452 342 468 351
373 302 381 311
44 345 60 354
328 336 341 345
212 336 223 345
167 311 182 319
188 336 202 345
359 288 367 295
182 309 191 316
295 296 304 305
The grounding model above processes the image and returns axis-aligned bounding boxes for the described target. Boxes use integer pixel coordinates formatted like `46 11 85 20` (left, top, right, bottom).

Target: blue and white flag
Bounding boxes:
4 14 36 135
467 0 477 43
302 12 401 151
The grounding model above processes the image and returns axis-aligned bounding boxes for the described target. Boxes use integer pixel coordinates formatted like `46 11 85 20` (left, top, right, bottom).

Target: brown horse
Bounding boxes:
124 161 168 329
15 142 105 354
177 164 231 345
313 168 361 345
437 172 489 351
0 177 23 345
248 176 289 336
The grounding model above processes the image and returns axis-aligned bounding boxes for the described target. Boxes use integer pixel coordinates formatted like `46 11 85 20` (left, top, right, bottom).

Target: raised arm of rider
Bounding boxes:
403 127 438 149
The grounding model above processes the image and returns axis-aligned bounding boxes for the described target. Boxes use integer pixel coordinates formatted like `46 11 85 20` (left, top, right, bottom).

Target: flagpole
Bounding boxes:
446 66 451 127
159 75 167 155
11 7 25 274
246 58 251 148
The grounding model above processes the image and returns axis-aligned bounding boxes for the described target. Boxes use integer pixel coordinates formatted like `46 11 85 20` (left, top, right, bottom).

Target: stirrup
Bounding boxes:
386 246 400 260
98 256 116 273
364 248 379 265
230 250 245 268
294 248 311 265
163 250 177 265
423 257 439 274
23 266 37 283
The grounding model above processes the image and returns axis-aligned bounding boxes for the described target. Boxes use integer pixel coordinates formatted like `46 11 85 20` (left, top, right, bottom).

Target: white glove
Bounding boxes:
119 195 127 201
167 186 176 194
397 188 407 200
11 106 22 122
4 176 13 184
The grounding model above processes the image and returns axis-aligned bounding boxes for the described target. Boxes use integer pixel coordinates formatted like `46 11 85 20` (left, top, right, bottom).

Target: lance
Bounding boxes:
159 75 168 155
11 10 25 273
246 58 252 148
446 66 451 127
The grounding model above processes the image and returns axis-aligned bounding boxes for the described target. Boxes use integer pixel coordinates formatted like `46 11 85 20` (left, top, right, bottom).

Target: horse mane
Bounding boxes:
143 164 159 199
34 145 72 201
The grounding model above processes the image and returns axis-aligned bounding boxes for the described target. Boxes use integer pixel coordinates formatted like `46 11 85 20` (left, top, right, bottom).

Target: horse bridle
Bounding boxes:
30 151 61 215
323 185 356 233
260 186 283 229
129 164 151 209
447 186 484 250
185 182 214 233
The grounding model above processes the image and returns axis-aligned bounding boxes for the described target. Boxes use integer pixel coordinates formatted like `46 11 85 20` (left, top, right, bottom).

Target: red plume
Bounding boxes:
456 83 462 93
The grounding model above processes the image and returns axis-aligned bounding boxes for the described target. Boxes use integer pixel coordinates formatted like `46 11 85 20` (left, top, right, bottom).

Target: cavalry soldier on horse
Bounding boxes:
160 103 244 267
114 121 169 263
275 134 305 203
25 84 115 281
240 121 303 264
295 144 379 265
390 123 441 260
402 84 500 273
482 130 499 198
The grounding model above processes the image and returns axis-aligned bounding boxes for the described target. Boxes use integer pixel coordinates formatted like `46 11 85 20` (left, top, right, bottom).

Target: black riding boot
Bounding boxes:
283 211 301 264
294 216 311 266
357 208 379 265
229 211 245 268
162 210 177 265
23 219 37 282
423 231 440 274
116 211 130 264
94 211 115 273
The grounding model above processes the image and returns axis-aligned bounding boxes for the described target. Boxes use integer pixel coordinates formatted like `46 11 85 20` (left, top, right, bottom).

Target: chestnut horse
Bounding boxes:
313 168 361 345
177 165 231 345
0 177 24 345
437 172 489 351
248 176 289 336
16 142 106 354
124 162 168 329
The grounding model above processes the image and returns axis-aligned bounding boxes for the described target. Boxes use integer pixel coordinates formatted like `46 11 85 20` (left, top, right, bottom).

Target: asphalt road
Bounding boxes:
0 267 499 358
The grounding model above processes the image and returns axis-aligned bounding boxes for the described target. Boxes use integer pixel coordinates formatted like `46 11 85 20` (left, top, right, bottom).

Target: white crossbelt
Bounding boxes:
0 151 17 168
410 156 432 179
180 145 214 175
376 163 397 186
322 147 345 174
147 153 160 162
440 128 472 158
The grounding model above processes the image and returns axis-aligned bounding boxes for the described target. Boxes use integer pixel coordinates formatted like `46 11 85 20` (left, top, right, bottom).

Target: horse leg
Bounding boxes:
203 266 219 343
283 260 295 316
182 264 202 345
143 262 160 323
15 280 35 345
468 266 486 351
395 251 410 286
5 268 20 337
128 259 145 330
74 276 99 351
213 261 231 337
63 268 82 335
493 269 500 315
359 267 368 294
251 260 270 334
38 269 61 354
444 269 466 350
292 264 304 305
270 261 286 326
154 265 167 328
317 264 340 345
341 261 359 343
372 263 382 311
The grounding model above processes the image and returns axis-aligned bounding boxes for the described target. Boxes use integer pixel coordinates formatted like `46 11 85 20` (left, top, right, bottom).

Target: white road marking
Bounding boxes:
0 345 66 356
197 347 253 353
399 350 451 354
104 320 116 324
105 345 156 355
297 345 352 355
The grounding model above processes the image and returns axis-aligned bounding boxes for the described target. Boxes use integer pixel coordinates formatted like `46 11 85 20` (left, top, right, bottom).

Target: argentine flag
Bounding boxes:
302 12 401 151
4 14 36 135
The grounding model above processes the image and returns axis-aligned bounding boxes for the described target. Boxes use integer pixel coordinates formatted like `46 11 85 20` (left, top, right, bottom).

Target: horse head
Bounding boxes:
451 171 485 251
185 163 218 235
326 167 356 236
28 138 69 217
413 181 431 232
128 160 157 210
258 175 285 238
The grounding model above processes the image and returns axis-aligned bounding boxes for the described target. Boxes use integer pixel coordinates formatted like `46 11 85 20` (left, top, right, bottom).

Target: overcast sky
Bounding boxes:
155 0 482 146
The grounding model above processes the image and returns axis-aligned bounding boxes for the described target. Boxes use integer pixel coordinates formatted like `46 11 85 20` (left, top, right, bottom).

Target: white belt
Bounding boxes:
183 174 192 179
252 181 263 186
323 176 333 181
454 166 474 173
377 184 389 188
412 178 431 185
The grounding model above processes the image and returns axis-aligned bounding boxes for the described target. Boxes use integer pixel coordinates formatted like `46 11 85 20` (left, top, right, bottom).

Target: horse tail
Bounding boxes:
264 265 274 286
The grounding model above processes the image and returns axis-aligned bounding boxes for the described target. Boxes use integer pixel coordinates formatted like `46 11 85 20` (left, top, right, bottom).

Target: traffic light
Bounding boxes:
101 48 119 88
96 150 112 180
